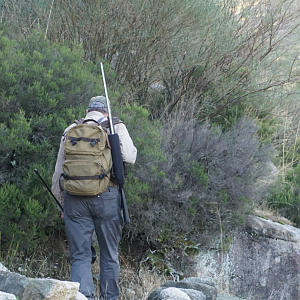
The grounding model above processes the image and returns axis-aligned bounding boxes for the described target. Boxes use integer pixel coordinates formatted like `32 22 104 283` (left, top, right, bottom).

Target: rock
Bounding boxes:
246 214 300 242
162 280 217 300
148 282 209 300
0 263 8 272
74 291 89 300
181 277 215 288
29 277 80 300
148 287 165 300
0 271 32 300
216 295 243 300
179 288 206 300
195 215 300 299
0 270 81 300
160 287 190 300
0 291 16 300
124 288 136 299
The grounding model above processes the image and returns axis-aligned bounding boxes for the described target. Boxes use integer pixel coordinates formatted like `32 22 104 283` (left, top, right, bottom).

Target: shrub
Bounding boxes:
0 183 51 250
268 163 300 227
0 29 163 251
0 30 120 249
1 0 298 122
123 116 276 273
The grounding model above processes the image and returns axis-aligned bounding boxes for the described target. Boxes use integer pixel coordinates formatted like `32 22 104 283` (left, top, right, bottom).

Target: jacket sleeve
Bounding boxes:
52 123 77 211
114 123 137 164
51 134 66 211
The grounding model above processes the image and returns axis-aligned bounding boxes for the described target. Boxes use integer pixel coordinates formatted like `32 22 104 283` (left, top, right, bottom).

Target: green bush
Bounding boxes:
268 164 300 226
0 29 163 250
2 0 297 122
0 183 50 249
0 30 112 249
117 103 165 205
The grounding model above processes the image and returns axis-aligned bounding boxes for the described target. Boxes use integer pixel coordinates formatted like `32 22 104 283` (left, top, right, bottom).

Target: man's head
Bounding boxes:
87 96 108 114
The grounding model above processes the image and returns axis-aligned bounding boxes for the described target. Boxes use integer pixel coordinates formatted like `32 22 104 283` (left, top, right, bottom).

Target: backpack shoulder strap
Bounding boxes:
100 117 124 129
74 118 100 125
74 118 85 125
82 119 100 125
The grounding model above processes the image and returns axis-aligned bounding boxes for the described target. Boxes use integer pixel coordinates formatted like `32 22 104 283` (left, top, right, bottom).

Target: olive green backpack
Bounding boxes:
62 119 112 196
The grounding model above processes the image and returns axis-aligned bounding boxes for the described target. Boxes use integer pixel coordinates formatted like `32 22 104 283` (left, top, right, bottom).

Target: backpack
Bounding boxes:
62 119 112 196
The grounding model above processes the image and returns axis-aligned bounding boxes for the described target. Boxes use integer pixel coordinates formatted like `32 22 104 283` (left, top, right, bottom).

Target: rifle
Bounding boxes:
100 62 130 224
34 169 97 264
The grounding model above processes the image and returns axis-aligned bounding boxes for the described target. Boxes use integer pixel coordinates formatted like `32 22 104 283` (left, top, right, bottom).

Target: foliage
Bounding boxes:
0 30 115 249
0 182 51 249
117 103 165 205
123 116 275 270
0 29 164 251
1 0 299 122
266 103 300 227
267 164 300 226
0 0 298 272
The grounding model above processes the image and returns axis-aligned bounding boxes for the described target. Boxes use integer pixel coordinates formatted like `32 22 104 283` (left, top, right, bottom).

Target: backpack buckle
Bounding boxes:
90 139 98 147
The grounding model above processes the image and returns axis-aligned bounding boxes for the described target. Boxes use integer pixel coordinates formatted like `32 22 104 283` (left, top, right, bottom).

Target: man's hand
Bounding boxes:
60 211 64 219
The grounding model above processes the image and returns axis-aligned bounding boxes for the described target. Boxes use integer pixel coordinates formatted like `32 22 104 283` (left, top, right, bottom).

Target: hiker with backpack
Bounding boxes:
51 95 137 300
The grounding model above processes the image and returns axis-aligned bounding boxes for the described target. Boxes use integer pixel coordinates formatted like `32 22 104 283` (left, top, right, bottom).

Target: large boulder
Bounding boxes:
30 278 80 300
0 271 32 300
195 215 300 299
148 277 217 300
0 269 87 300
74 291 89 300
161 280 217 300
0 291 16 300
0 263 8 272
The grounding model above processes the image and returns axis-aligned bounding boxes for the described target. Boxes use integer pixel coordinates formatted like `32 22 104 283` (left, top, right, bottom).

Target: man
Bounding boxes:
52 96 137 300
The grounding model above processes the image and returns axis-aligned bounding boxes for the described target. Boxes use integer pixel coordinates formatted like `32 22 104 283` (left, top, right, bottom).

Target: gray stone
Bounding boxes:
29 277 80 300
74 291 89 300
246 214 300 242
195 215 300 299
0 271 32 300
216 295 244 300
181 277 215 288
124 288 136 299
0 291 16 300
160 287 190 300
162 281 217 300
148 287 165 300
0 263 8 272
0 269 82 300
179 288 206 300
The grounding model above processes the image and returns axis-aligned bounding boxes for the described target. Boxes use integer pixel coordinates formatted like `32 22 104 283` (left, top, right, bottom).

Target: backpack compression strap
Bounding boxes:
67 136 100 147
62 169 111 181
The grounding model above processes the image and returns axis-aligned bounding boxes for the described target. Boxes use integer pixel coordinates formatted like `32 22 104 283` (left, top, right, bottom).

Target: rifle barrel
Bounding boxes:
34 169 63 212
100 62 114 134
100 62 130 224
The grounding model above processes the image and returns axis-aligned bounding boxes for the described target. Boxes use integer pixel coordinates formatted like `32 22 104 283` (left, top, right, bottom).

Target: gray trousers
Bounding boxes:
64 187 123 300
